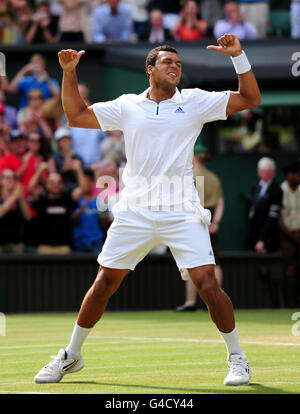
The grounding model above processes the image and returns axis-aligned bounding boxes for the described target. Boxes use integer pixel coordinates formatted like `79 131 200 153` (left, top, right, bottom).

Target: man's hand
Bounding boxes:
207 33 242 57
255 240 266 254
58 49 85 72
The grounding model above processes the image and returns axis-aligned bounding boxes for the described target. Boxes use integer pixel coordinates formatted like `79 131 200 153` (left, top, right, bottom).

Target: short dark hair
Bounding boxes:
83 168 95 180
145 45 178 78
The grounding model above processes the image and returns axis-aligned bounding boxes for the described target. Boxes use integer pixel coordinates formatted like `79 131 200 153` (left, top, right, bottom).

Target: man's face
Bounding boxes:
46 173 64 196
58 136 71 152
11 137 28 157
258 167 275 182
148 51 182 89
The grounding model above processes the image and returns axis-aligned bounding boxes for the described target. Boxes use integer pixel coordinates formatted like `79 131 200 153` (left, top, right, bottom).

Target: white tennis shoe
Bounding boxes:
224 353 252 386
34 348 84 383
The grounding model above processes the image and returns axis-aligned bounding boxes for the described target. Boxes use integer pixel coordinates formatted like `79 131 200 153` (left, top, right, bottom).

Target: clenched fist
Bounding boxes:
206 33 242 57
57 49 85 72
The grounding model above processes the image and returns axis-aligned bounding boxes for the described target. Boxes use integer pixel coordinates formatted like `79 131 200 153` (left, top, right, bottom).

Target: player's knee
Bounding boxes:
197 274 220 305
91 271 120 299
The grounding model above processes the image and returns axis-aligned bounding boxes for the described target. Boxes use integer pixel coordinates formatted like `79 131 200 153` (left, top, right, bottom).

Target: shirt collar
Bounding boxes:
137 87 182 104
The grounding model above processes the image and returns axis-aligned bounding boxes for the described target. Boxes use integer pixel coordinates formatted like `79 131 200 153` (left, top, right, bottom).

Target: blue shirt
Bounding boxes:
92 3 133 43
70 127 107 167
18 75 59 109
73 197 104 247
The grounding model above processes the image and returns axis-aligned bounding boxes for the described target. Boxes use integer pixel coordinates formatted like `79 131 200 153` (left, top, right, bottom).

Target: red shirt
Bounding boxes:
178 21 206 41
0 153 39 197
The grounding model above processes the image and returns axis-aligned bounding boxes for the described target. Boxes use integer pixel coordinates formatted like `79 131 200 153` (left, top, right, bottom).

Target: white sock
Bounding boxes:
65 321 92 359
219 326 243 357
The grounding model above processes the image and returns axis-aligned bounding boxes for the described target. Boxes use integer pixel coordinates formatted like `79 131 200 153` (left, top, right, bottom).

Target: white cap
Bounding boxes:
54 126 70 141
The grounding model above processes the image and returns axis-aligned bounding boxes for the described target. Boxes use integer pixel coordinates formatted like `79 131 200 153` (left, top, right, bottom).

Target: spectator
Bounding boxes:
0 169 31 253
28 161 85 254
214 1 258 40
0 0 20 44
238 0 270 38
199 0 224 37
0 91 18 130
70 84 107 167
27 131 52 163
24 1 57 44
0 130 42 198
172 0 207 41
148 0 182 30
0 114 10 159
72 168 106 253
13 0 34 42
92 0 133 43
279 160 300 292
140 8 173 42
246 157 282 253
18 89 54 142
123 0 150 39
177 144 224 311
100 130 126 166
8 53 60 110
51 126 84 192
58 0 91 43
291 0 300 38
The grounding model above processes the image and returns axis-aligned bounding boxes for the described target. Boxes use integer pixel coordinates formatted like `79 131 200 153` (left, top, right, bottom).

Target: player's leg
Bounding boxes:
188 265 251 385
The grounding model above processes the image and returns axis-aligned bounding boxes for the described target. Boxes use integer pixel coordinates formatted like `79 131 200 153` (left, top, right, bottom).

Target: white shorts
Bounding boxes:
98 207 216 271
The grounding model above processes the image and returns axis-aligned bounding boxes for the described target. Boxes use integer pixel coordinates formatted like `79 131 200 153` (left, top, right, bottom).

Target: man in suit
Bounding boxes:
246 157 282 253
140 9 173 42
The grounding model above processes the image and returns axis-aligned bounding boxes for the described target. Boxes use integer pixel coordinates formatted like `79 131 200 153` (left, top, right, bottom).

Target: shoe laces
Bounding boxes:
228 355 247 376
44 354 64 372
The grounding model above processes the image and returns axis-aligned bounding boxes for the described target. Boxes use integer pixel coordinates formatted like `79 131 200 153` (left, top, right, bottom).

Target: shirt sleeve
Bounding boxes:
195 89 230 123
90 96 124 131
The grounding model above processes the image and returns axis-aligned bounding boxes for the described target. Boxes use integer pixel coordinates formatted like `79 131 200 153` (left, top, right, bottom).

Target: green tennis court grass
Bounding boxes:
0 310 299 394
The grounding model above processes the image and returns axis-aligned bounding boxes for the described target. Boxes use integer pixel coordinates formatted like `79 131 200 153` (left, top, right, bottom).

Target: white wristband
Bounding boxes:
230 50 251 75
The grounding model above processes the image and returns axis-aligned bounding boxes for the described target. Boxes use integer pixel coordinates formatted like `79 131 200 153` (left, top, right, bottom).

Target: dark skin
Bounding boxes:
57 35 261 331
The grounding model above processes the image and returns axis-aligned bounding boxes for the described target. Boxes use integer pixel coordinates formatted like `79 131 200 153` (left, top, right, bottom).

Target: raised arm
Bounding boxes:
207 34 261 115
57 49 100 129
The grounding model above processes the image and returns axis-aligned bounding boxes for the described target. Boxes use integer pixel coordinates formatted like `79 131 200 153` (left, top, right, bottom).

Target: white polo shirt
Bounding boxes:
91 87 230 214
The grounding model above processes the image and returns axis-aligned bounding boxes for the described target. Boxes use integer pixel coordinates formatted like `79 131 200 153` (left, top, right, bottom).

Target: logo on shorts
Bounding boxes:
174 107 185 113
209 250 214 256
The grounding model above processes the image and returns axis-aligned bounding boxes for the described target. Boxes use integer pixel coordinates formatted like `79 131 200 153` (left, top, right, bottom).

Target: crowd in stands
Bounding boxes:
0 0 299 45
0 51 125 254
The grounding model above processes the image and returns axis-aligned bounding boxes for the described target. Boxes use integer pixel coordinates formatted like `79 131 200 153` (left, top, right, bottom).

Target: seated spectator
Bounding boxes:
214 1 258 40
246 157 283 253
140 9 173 42
0 0 21 44
279 160 300 285
199 0 224 37
0 118 10 159
18 89 53 142
171 0 207 41
238 0 270 38
291 0 300 38
70 84 107 167
100 130 126 166
58 0 91 43
28 161 85 254
0 130 42 198
50 126 84 192
72 168 106 253
123 0 149 40
92 0 133 43
24 0 57 44
148 0 182 30
0 169 31 254
0 91 18 130
8 53 60 109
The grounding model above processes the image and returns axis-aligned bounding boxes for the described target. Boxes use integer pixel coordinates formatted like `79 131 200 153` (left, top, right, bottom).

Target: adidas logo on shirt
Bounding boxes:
174 107 185 113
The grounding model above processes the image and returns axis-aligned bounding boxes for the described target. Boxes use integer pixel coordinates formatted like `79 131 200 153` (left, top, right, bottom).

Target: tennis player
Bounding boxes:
35 34 261 386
